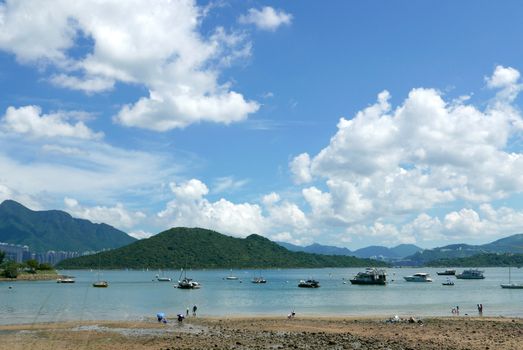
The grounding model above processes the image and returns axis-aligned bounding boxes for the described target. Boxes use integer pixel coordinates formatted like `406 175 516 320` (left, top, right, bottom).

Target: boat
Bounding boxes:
92 281 109 288
349 268 387 285
456 269 485 279
298 279 320 288
251 276 267 284
501 267 523 289
403 272 433 282
56 276 75 283
442 278 454 286
156 270 171 282
93 257 108 288
225 269 239 280
176 269 201 289
436 269 456 276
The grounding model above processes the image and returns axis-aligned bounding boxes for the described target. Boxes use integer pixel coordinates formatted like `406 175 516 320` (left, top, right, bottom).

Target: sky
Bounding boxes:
1 0 523 249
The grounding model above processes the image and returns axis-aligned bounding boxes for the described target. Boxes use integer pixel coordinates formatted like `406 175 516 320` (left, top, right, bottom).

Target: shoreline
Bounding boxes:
0 316 521 349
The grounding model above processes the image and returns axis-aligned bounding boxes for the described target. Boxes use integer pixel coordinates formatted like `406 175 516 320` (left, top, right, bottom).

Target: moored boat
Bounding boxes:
404 272 432 282
436 269 456 276
177 277 201 289
57 276 75 283
92 281 108 288
501 267 523 289
442 278 454 286
251 276 267 284
298 279 320 288
456 269 485 279
350 268 387 285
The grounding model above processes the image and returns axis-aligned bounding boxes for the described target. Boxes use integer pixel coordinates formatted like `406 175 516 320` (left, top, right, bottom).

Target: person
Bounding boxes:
186 307 189 317
479 304 483 315
192 304 197 316
177 313 185 322
287 311 296 319
456 305 459 315
157 312 165 322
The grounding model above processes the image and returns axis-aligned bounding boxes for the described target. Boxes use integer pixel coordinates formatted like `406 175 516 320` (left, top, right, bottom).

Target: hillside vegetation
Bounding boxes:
57 227 389 269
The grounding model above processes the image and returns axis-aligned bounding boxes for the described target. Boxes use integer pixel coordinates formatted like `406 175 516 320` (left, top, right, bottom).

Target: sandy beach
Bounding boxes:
0 316 521 349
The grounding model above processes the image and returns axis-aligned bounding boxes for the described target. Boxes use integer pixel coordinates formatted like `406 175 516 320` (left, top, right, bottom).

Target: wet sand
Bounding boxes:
0 316 521 349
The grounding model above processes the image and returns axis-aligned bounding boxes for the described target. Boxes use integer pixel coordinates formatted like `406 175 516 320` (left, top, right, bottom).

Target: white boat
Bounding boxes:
442 278 454 286
92 280 109 288
176 269 200 289
456 269 485 279
225 269 239 280
404 272 433 282
501 267 523 289
156 270 171 282
56 276 75 283
251 276 267 284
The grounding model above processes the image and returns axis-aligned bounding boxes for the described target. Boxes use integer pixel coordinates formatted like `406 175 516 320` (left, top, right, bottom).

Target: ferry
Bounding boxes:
456 269 485 279
349 268 387 285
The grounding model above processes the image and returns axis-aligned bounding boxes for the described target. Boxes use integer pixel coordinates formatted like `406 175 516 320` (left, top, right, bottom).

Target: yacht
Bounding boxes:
349 268 387 285
93 281 109 288
442 278 455 286
456 269 485 279
177 277 201 289
404 272 433 282
298 279 320 288
436 269 456 276
156 270 171 282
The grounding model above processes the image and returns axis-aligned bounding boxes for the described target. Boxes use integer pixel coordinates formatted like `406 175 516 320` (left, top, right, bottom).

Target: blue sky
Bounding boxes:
1 0 523 249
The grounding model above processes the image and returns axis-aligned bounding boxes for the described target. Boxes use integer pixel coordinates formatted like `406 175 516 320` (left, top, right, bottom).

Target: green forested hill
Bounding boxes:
426 253 523 267
57 227 389 269
0 200 136 252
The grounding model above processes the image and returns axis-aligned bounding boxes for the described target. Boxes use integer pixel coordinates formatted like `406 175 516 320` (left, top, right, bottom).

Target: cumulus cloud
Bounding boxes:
64 197 146 230
157 179 309 240
291 66 523 234
0 0 259 130
239 7 293 31
2 105 103 140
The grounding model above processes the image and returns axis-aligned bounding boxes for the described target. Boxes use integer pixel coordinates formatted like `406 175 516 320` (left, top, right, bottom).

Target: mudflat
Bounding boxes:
0 316 521 349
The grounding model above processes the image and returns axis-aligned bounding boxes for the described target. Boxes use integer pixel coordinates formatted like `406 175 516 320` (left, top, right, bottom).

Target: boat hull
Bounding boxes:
501 284 523 289
349 279 386 285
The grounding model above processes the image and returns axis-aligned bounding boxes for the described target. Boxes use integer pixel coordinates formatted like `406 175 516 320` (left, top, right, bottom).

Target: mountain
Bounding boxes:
0 200 136 252
426 253 523 267
277 242 353 256
277 241 422 260
56 227 389 269
405 234 523 265
390 244 423 258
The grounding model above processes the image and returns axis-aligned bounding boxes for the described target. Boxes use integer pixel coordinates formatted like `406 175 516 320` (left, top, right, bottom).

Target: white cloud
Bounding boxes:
212 176 248 194
290 66 523 234
0 183 42 210
239 6 293 31
0 0 259 130
2 105 103 140
290 153 312 184
64 197 146 230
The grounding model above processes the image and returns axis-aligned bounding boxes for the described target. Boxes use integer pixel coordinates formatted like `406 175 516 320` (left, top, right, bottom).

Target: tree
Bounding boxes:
2 262 19 278
38 263 53 271
25 259 39 273
0 250 5 265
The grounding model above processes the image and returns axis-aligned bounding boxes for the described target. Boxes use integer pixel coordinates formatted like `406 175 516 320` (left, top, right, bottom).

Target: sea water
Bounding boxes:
1 267 522 324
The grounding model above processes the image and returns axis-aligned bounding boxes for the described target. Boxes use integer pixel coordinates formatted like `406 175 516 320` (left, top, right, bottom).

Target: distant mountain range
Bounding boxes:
405 234 523 265
57 227 390 269
0 200 136 252
277 241 422 260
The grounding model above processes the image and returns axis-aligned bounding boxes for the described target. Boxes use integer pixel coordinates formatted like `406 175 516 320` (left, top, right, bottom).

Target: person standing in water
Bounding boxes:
192 304 197 316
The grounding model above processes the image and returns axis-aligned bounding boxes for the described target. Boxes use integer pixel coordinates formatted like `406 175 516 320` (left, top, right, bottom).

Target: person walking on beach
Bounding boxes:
192 304 197 316
186 307 189 317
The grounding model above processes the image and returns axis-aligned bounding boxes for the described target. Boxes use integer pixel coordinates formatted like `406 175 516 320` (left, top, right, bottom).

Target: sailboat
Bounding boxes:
156 269 171 282
225 269 239 280
251 271 267 284
93 255 108 288
500 266 523 289
176 268 201 289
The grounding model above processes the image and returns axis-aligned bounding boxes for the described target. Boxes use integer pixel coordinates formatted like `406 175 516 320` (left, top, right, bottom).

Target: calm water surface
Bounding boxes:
1 267 522 324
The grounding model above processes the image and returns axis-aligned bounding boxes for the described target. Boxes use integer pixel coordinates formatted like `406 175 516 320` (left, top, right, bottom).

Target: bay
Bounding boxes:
1 267 522 325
